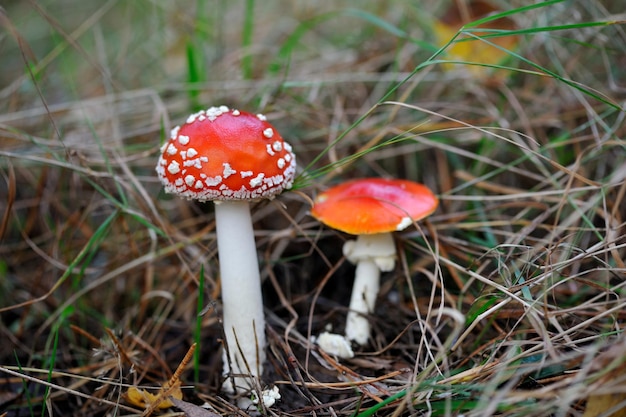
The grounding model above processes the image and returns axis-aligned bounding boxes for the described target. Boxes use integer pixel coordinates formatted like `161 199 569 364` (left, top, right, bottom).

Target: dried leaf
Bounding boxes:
582 338 626 417
0 389 20 408
169 397 221 417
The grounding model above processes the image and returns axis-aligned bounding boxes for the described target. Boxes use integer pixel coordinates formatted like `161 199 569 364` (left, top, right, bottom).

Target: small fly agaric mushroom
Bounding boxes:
156 105 296 394
311 178 438 346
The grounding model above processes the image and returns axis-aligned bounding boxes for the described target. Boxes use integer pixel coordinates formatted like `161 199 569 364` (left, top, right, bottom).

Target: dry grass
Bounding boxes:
1 1 625 416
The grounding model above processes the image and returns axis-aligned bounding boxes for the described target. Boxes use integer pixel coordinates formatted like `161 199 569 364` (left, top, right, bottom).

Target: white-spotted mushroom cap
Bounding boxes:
156 106 296 201
311 178 438 235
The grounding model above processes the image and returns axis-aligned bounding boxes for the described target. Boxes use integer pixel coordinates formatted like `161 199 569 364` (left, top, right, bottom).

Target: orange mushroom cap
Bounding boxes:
311 178 438 235
156 106 296 201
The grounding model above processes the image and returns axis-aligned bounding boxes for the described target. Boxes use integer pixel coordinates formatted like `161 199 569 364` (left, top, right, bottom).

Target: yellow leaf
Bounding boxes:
433 0 518 79
582 337 626 417
125 385 183 410
583 393 626 417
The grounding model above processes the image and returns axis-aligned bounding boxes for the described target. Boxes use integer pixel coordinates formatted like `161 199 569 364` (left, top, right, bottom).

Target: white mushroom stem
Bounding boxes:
214 200 266 394
343 233 396 345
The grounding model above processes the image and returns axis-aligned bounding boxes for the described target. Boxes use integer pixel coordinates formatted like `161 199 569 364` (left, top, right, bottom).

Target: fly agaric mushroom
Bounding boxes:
311 178 438 346
156 105 296 394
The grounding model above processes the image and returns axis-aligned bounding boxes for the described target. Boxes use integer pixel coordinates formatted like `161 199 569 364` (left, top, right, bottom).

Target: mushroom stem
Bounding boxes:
214 200 266 393
345 259 380 345
343 233 396 345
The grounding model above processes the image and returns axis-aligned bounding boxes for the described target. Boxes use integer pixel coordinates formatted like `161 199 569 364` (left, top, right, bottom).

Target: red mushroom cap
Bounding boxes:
156 106 296 201
311 178 438 235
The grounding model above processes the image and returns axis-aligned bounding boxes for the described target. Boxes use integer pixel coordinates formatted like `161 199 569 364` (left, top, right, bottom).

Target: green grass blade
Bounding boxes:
241 0 255 79
464 0 567 28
